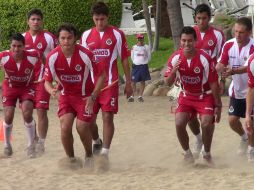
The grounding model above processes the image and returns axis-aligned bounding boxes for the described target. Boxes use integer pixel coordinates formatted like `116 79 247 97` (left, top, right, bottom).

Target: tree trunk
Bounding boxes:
166 0 184 50
142 0 153 50
158 0 172 38
152 0 161 52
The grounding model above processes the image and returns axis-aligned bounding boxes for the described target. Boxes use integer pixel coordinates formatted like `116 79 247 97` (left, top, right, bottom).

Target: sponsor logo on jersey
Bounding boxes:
208 40 214 46
37 43 43 49
10 75 29 82
75 64 82 72
60 75 81 82
194 67 200 74
93 49 110 57
229 56 236 59
2 97 6 103
106 38 112 45
39 100 48 104
25 68 31 74
88 42 95 46
181 75 200 84
28 89 35 96
229 106 234 113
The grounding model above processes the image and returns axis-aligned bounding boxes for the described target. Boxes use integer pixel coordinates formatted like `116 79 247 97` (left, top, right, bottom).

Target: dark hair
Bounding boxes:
56 23 78 38
91 1 109 16
195 3 211 18
11 33 25 45
236 17 252 31
180 26 197 40
27 8 43 20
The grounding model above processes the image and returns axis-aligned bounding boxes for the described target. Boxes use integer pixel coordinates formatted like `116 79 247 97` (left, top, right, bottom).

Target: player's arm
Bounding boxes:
210 81 222 123
122 57 133 97
44 55 58 97
164 59 180 87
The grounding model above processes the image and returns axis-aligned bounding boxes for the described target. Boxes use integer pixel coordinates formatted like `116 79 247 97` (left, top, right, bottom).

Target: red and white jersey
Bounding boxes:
193 25 225 62
0 50 40 87
80 25 129 87
44 44 98 97
131 44 151 65
164 49 218 94
218 38 254 99
247 54 254 88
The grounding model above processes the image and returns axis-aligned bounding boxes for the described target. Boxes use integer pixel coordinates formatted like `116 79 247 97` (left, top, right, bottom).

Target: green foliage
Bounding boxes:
0 0 122 50
131 0 153 14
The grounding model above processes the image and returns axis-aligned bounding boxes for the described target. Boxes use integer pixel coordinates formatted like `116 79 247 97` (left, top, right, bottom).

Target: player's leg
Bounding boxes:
188 116 202 158
128 82 136 102
138 81 145 102
247 121 254 162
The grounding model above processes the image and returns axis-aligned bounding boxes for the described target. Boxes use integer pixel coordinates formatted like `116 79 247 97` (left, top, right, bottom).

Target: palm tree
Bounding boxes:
142 0 153 50
166 0 184 49
152 0 161 52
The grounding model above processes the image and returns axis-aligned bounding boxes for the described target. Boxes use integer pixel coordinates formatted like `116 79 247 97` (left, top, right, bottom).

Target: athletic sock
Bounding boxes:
24 120 36 147
195 133 202 142
248 145 254 152
38 138 45 144
93 137 102 145
101 148 109 155
3 121 13 147
203 151 211 156
241 133 248 141
185 149 192 155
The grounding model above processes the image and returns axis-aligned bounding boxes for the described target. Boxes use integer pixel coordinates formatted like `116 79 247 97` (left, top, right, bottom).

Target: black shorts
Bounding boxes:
131 64 151 82
228 97 246 118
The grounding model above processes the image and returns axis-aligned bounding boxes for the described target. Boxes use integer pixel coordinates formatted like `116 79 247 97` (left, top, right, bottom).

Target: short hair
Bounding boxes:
10 33 25 45
56 23 78 38
180 26 197 40
91 1 109 16
195 3 211 18
27 8 43 20
236 17 252 31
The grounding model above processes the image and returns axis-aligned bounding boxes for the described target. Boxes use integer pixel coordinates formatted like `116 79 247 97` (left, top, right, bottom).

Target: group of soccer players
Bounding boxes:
0 1 132 170
164 3 254 165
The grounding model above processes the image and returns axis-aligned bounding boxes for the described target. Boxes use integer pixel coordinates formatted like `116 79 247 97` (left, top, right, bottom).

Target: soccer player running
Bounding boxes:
188 3 225 158
164 26 222 165
0 33 41 158
216 17 254 156
80 2 133 170
44 23 105 168
23 8 57 155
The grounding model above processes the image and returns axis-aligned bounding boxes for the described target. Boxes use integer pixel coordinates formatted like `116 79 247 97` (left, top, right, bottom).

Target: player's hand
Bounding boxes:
214 107 222 123
50 88 58 98
245 115 253 135
124 81 133 98
222 67 233 78
172 60 181 74
85 96 94 115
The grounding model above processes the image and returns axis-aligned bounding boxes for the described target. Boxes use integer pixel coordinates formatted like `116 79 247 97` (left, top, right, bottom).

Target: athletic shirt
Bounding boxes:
193 25 225 62
80 26 129 87
23 30 57 82
164 49 218 94
218 38 254 99
44 44 98 97
131 44 151 65
0 50 40 87
247 53 254 87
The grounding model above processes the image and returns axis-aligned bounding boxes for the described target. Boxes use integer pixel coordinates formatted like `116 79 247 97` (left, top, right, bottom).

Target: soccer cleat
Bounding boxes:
138 96 144 102
127 96 134 102
192 140 203 159
27 143 36 158
183 152 195 164
202 152 214 167
35 141 45 156
83 156 94 170
93 138 102 155
247 148 254 163
4 145 13 157
237 140 248 156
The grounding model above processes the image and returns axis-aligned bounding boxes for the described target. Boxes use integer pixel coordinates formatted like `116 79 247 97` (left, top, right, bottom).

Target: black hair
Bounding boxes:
11 33 25 45
56 23 78 38
195 3 211 18
180 26 197 40
236 17 253 31
27 8 43 20
91 1 109 16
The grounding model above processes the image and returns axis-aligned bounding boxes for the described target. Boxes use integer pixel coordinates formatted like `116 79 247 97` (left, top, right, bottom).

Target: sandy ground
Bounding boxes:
0 96 253 190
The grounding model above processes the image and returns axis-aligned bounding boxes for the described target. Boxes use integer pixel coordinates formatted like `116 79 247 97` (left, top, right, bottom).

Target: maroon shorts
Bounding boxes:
2 79 35 107
34 81 50 110
58 95 97 122
94 83 119 114
176 92 215 116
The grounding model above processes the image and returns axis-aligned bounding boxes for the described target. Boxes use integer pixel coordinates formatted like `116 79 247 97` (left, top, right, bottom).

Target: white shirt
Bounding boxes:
131 44 151 65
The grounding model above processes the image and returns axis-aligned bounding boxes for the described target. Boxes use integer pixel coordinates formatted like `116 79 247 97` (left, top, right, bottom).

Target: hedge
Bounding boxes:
0 0 122 50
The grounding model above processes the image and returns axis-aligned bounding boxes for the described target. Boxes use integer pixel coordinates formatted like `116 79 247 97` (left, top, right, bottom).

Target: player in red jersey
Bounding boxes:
80 2 133 170
44 23 105 168
164 27 222 165
0 33 41 158
23 9 57 155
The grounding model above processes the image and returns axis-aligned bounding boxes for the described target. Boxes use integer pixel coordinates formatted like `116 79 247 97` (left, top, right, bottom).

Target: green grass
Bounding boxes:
118 34 174 75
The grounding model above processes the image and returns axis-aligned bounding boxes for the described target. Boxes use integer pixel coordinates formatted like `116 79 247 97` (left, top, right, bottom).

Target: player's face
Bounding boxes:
180 33 196 53
27 14 43 31
58 30 76 51
195 12 210 31
10 40 24 58
93 14 109 31
234 23 251 44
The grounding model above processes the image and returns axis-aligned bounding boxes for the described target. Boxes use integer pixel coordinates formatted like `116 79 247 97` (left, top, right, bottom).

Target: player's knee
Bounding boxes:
228 117 239 126
102 113 113 124
201 120 212 128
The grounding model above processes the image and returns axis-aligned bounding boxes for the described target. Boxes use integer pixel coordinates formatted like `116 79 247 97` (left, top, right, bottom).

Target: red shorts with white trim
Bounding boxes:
34 81 50 110
58 95 97 123
94 83 119 114
2 79 35 107
176 92 215 116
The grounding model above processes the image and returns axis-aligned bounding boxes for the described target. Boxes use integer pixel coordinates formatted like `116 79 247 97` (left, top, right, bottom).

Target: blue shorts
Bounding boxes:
228 97 246 118
131 64 151 82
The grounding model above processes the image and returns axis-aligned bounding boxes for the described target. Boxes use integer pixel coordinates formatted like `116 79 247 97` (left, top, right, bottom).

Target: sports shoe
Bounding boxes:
83 156 94 170
237 140 248 156
202 152 214 167
138 96 144 102
127 96 134 102
27 143 36 158
95 154 110 172
183 152 195 164
93 139 102 155
35 141 45 156
192 140 203 159
247 147 254 163
4 145 13 157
